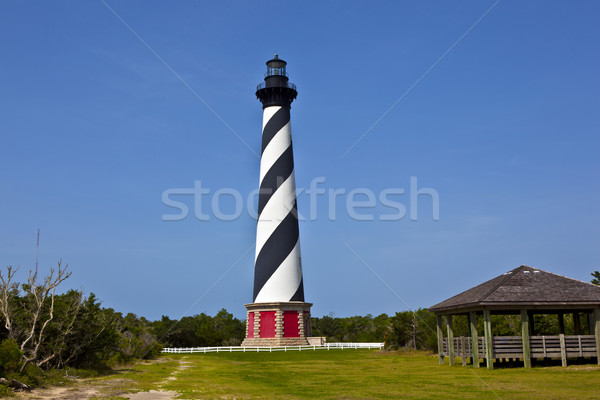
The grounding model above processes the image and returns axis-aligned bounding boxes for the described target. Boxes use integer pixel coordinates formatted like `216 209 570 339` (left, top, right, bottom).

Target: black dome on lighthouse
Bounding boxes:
266 53 287 73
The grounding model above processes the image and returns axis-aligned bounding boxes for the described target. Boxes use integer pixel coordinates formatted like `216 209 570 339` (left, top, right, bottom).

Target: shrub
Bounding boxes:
0 339 22 373
0 383 13 397
5 363 43 387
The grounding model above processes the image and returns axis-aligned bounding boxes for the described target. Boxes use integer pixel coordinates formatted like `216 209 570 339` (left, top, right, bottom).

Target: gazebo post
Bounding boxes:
573 312 581 335
461 335 467 366
558 312 567 367
559 333 567 367
469 311 480 368
558 312 565 334
446 315 455 366
437 315 444 365
594 308 600 365
528 311 535 336
520 309 531 368
483 309 494 370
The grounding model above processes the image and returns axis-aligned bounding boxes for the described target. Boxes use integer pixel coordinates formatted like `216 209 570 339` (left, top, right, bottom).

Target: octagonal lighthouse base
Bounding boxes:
241 302 312 347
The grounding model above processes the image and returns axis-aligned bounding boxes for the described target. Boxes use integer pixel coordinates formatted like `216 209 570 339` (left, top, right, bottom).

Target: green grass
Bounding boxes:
96 358 181 391
112 350 600 399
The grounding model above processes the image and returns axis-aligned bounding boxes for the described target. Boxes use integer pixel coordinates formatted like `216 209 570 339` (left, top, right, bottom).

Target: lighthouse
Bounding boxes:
242 55 312 346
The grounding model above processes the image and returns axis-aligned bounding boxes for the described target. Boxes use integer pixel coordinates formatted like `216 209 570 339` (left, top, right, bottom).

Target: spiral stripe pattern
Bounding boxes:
253 105 304 303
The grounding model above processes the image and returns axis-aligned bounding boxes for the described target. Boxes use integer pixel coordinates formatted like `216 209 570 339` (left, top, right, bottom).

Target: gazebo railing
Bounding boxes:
531 335 597 358
443 335 597 360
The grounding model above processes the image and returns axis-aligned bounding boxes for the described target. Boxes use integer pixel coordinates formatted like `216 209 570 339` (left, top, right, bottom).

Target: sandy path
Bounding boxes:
127 389 178 400
12 358 189 400
129 356 193 399
13 377 131 399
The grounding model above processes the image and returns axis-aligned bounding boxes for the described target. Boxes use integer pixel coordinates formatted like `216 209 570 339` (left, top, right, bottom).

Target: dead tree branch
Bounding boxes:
18 260 71 372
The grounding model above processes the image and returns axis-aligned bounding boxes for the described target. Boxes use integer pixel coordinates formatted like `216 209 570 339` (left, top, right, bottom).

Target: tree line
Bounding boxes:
1 262 598 390
0 262 164 373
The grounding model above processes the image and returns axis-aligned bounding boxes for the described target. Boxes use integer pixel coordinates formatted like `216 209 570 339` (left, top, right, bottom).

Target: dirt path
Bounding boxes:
127 357 192 399
13 377 133 400
12 358 189 400
127 390 178 400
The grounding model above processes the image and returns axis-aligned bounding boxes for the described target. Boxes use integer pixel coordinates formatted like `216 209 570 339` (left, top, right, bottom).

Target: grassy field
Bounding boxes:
103 349 600 399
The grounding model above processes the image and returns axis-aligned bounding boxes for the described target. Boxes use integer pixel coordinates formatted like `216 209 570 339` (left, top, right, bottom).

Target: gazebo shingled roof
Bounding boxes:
429 265 600 314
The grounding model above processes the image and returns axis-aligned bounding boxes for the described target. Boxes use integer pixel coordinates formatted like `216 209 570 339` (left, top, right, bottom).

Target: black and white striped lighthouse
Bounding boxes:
242 55 312 346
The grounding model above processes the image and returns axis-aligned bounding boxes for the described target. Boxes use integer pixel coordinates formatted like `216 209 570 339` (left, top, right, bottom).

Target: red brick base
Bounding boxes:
241 302 312 347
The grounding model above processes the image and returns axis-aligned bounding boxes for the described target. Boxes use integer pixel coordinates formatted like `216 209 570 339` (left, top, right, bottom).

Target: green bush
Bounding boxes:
0 383 13 397
5 363 43 387
0 339 21 373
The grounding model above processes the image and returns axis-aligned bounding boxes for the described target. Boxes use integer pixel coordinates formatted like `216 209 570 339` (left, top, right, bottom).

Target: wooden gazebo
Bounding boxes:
429 265 600 369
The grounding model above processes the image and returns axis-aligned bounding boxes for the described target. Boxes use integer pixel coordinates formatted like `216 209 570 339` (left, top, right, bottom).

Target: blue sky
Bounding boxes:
1 1 599 320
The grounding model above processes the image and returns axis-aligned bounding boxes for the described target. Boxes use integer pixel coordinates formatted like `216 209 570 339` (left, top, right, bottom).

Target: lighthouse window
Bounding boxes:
269 67 282 75
266 66 287 77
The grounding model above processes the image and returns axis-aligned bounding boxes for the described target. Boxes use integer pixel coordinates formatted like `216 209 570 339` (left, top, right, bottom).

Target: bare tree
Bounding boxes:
0 265 19 338
21 261 71 371
402 311 419 350
0 261 72 371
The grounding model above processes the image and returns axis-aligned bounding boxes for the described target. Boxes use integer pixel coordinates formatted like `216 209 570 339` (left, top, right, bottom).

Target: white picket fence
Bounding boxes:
162 342 384 354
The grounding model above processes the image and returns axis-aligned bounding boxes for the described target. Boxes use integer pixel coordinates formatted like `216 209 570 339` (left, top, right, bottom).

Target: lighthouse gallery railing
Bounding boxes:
256 82 297 92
